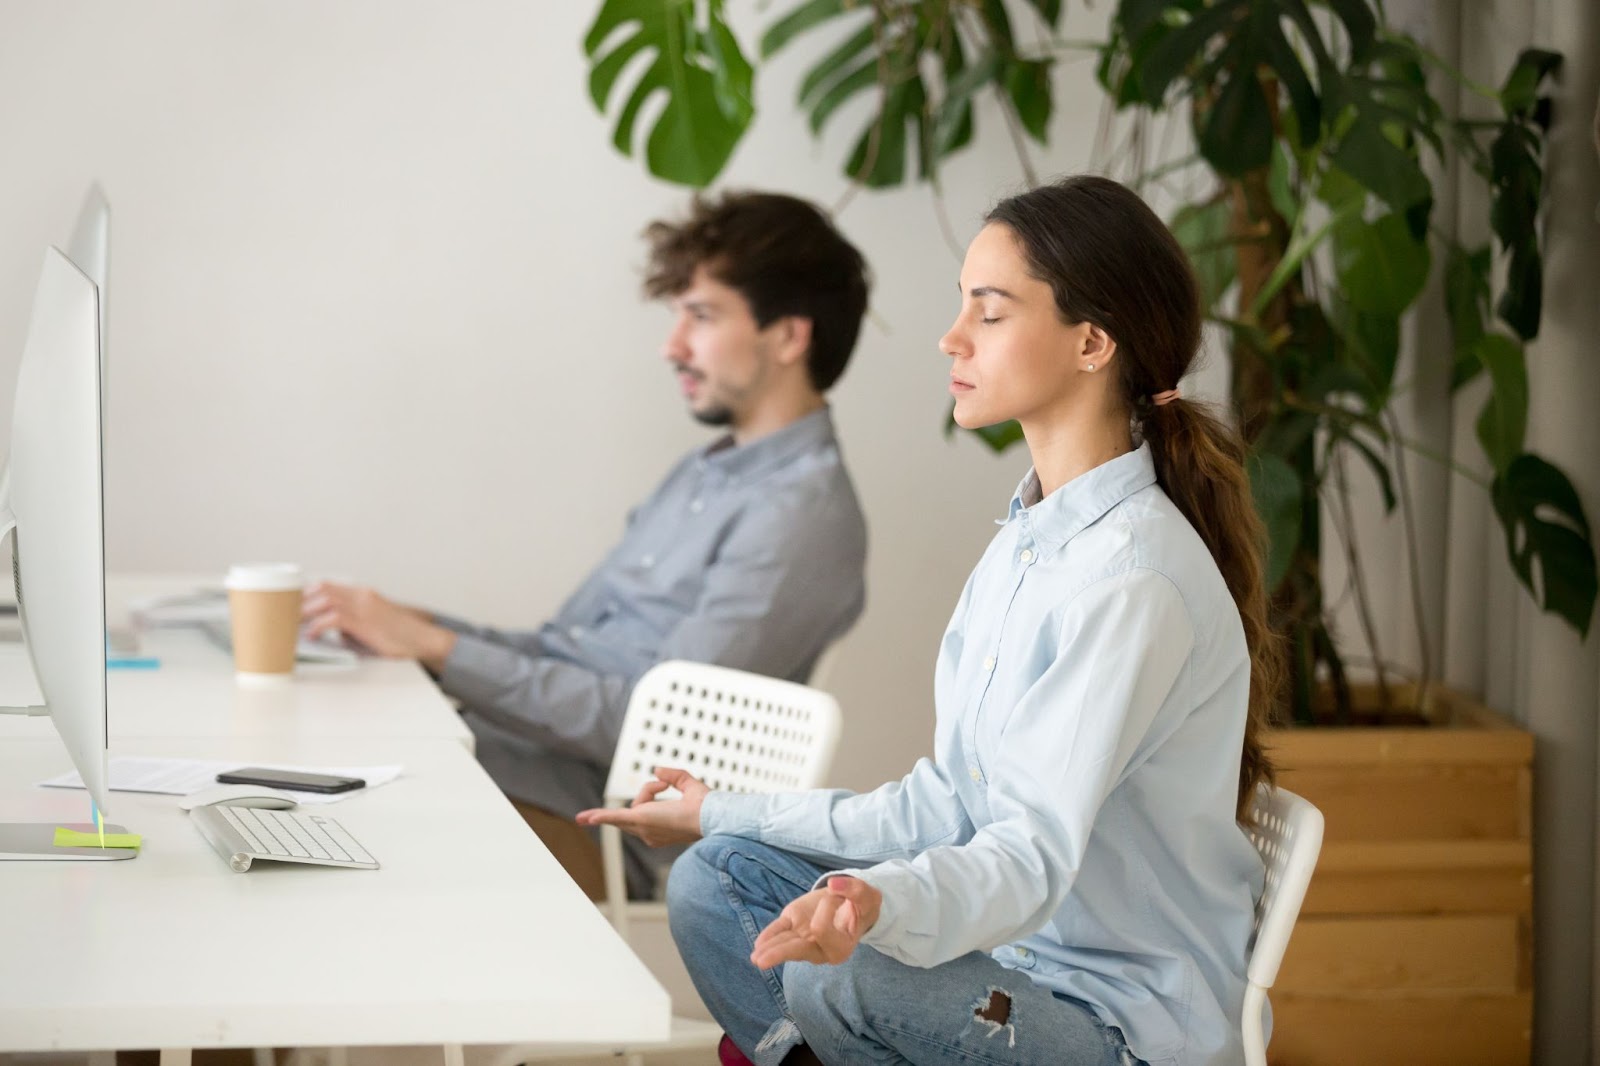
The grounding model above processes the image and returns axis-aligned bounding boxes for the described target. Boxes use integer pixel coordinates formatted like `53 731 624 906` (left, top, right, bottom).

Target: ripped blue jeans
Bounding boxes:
668 835 1145 1066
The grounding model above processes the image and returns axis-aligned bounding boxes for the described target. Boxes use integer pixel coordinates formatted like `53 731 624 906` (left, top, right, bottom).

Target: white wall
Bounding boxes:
8 0 1596 1056
0 1 1131 793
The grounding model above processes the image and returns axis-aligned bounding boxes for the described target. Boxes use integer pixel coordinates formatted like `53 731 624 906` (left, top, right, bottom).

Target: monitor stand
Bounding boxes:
0 822 138 860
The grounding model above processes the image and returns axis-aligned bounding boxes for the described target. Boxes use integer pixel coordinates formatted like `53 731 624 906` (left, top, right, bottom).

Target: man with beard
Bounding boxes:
304 191 871 899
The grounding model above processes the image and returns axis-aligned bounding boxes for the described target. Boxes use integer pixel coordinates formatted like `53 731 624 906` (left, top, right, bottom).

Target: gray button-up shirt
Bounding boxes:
435 407 866 890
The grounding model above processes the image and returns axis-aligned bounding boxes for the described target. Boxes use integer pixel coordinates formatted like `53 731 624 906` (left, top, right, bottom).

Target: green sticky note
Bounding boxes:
54 827 142 850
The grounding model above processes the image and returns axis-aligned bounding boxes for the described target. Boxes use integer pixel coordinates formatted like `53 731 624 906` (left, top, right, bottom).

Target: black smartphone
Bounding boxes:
216 767 366 794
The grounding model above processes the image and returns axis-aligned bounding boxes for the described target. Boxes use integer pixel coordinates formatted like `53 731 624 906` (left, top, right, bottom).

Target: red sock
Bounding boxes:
718 1034 757 1066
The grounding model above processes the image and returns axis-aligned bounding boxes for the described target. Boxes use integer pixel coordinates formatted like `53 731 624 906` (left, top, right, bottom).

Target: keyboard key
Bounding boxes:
192 805 379 870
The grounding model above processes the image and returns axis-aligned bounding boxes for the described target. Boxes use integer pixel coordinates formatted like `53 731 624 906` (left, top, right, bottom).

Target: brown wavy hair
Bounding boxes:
986 175 1283 820
642 191 871 392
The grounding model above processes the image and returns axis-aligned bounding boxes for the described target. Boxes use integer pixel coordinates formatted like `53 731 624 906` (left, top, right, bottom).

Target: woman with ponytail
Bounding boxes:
580 175 1283 1066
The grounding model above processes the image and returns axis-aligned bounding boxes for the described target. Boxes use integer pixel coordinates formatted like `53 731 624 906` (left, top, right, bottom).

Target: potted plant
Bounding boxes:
578 3 1594 1061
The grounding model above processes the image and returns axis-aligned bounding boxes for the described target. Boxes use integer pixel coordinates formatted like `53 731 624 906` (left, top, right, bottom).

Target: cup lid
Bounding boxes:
224 563 303 591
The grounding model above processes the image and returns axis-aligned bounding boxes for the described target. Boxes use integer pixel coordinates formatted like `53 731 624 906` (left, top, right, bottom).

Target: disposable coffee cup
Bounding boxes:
224 563 303 687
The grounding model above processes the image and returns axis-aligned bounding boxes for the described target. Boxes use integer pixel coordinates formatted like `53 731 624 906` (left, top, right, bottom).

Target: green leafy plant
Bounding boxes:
582 0 1597 722
585 0 754 186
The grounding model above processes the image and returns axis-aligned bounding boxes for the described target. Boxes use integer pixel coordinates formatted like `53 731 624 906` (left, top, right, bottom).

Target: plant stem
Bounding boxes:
832 2 895 214
1327 450 1394 711
991 81 1039 187
1130 153 1202 194
927 184 967 260
1411 39 1503 102
1392 433 1492 489
1033 37 1113 56
1386 409 1436 715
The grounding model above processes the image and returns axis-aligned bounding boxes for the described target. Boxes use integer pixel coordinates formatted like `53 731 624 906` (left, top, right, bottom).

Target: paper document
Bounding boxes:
39 757 403 805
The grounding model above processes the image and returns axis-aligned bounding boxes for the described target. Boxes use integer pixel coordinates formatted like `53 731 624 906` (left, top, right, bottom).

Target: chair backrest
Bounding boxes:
1241 784 1324 1066
605 659 843 804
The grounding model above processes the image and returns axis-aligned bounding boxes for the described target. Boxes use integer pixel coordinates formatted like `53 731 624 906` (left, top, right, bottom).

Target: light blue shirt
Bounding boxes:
702 444 1264 1066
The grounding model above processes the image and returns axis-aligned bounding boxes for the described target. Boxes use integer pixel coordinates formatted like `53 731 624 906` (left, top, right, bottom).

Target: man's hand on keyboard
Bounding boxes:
303 581 456 669
576 767 707 847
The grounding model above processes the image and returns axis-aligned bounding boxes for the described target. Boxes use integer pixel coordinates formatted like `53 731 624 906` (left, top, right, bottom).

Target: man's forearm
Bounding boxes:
437 634 630 765
415 624 458 673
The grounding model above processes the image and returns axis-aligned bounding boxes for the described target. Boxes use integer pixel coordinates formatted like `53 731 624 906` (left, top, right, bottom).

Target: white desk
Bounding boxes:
0 575 670 1059
0 736 669 1054
0 629 474 749
0 574 473 748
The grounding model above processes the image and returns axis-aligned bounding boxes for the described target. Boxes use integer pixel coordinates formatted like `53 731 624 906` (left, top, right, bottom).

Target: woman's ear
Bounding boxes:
1079 323 1117 372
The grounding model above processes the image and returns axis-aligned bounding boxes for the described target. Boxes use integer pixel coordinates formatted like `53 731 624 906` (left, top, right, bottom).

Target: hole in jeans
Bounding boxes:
969 987 1016 1047
975 989 1012 1026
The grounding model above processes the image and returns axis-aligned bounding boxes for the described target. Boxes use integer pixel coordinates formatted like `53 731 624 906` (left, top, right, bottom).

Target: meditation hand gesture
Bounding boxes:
750 875 883 970
575 767 709 848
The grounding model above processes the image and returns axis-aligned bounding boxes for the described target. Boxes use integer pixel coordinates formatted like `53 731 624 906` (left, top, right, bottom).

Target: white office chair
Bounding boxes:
1242 784 1324 1066
481 660 843 1066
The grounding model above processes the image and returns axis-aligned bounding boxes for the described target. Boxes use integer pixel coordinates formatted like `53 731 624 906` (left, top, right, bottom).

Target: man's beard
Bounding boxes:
691 401 734 427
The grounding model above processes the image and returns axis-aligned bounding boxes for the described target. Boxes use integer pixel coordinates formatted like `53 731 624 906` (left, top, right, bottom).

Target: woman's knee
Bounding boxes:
666 836 738 935
667 835 783 938
783 948 897 1040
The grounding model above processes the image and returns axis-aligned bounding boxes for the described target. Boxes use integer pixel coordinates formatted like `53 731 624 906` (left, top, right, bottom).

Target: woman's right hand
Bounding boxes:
575 767 709 847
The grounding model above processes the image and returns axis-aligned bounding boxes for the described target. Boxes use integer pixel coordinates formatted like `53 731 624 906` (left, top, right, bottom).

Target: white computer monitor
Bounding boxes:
0 247 129 861
66 184 110 425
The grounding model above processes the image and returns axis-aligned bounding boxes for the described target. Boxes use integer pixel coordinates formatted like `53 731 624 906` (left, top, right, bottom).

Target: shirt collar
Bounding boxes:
696 406 838 484
1003 443 1158 555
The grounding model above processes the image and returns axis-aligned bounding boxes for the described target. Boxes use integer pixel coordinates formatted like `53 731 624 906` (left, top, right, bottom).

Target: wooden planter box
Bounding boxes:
1265 685 1533 1065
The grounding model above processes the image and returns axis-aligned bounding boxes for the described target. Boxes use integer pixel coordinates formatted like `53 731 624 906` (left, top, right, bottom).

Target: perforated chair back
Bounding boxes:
482 663 844 1066
1242 784 1324 1066
605 659 842 803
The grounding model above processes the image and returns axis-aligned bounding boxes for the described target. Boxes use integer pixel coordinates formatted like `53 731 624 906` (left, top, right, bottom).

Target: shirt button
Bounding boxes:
689 499 704 514
640 555 656 568
969 768 982 782
982 656 996 672
1019 548 1035 564
567 626 584 640
1017 946 1031 959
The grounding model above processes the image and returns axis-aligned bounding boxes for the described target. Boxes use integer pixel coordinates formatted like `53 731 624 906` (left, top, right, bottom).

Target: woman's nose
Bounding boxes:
939 323 966 359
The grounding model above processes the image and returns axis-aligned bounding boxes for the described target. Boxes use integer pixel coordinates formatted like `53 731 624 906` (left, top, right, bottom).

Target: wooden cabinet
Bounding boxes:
1265 687 1533 1065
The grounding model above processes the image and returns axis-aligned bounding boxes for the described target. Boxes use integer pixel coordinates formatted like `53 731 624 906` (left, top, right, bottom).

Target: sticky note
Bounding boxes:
54 827 142 849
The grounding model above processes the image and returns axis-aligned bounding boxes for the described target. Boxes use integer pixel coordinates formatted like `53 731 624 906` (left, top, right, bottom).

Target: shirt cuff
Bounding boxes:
437 632 524 708
430 611 477 636
699 790 773 840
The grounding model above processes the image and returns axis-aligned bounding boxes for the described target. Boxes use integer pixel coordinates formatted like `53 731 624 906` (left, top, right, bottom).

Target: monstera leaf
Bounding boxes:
1492 455 1598 637
583 0 755 187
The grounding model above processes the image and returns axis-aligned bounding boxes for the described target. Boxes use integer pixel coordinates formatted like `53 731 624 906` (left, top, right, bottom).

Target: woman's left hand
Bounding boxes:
575 767 709 848
750 875 883 970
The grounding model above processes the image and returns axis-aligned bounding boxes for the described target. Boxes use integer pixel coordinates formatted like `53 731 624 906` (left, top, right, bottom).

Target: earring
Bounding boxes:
1086 363 1096 372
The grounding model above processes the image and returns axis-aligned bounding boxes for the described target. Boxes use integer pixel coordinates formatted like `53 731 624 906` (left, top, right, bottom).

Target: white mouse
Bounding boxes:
178 783 299 812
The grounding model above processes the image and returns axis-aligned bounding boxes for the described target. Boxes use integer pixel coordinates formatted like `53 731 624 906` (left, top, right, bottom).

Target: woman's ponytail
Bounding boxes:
1141 399 1283 819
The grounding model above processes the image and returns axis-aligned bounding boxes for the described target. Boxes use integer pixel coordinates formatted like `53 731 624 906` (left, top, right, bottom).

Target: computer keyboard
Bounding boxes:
189 804 380 872
197 618 359 666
